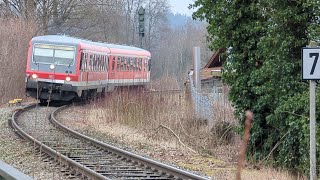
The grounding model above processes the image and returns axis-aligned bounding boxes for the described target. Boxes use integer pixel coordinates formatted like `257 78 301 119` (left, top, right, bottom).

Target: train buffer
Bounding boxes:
8 99 23 107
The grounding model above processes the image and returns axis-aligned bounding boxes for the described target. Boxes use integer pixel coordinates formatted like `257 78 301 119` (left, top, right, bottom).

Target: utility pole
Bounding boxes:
138 7 145 48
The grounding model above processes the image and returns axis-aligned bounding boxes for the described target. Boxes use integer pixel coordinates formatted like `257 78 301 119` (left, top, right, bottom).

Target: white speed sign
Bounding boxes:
302 48 320 80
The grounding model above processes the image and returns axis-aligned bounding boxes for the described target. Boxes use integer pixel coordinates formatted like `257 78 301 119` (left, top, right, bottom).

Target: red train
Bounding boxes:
25 35 151 102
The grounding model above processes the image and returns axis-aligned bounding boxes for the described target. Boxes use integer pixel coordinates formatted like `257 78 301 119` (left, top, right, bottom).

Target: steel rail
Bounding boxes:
10 104 109 180
51 106 209 180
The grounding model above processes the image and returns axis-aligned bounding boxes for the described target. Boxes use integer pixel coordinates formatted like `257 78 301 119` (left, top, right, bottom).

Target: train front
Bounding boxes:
25 36 79 103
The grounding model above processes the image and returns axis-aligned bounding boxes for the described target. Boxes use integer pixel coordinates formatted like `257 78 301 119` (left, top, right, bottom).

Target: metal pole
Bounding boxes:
193 47 201 92
309 41 317 180
310 80 316 180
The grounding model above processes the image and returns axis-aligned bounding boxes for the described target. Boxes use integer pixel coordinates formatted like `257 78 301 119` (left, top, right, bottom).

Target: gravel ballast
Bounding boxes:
0 105 78 180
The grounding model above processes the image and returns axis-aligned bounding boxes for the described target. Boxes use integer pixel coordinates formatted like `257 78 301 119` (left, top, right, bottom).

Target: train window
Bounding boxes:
144 58 148 72
119 57 122 72
104 56 108 71
84 53 87 71
85 53 88 71
93 55 98 71
100 55 103 71
136 58 139 71
92 54 95 71
120 57 123 71
133 58 136 71
137 58 140 71
117 57 121 72
134 58 139 71
90 54 93 72
80 53 83 71
102 55 105 71
101 56 104 71
128 57 131 71
112 57 115 71
95 55 99 71
88 54 91 71
138 58 142 71
90 54 94 72
96 55 99 71
82 53 85 71
103 56 106 71
97 55 101 71
121 57 124 72
143 58 145 71
122 57 125 72
80 52 87 71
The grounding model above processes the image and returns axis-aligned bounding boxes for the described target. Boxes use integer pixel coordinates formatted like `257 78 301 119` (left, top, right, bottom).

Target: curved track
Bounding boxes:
11 104 209 180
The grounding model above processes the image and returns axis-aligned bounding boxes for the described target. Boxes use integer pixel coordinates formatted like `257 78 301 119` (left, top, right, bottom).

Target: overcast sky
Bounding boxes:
168 0 195 16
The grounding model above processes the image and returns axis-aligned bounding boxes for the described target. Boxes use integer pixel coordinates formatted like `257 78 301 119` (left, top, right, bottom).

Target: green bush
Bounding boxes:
192 0 320 174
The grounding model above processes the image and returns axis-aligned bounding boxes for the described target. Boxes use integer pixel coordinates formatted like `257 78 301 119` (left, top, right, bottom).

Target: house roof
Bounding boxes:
204 48 226 68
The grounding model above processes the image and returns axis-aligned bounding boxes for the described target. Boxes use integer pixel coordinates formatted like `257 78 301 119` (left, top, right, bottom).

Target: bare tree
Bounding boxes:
145 0 168 50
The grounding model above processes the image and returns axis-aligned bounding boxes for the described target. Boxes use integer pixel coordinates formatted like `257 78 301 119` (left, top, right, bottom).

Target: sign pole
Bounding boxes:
310 80 316 180
309 41 317 180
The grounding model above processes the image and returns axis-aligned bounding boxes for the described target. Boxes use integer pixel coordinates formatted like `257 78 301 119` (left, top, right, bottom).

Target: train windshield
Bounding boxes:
33 44 75 66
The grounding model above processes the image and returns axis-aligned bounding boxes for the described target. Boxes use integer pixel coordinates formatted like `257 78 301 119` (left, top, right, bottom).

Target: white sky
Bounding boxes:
169 0 195 16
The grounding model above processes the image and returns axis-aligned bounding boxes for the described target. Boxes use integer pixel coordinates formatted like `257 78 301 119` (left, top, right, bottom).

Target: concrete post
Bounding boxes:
193 47 201 92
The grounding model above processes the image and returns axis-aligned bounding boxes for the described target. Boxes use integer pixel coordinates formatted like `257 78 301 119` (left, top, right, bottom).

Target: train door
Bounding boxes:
79 51 89 84
106 55 116 91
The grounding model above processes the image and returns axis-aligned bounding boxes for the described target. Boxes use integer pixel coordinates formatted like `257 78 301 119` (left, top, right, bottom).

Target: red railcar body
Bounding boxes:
25 35 151 102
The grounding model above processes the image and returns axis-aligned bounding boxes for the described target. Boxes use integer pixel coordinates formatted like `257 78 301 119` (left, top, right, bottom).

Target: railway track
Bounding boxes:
11 104 209 180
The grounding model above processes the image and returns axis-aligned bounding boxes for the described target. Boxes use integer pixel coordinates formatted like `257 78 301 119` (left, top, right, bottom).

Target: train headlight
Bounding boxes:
50 64 55 70
31 74 38 79
65 76 71 82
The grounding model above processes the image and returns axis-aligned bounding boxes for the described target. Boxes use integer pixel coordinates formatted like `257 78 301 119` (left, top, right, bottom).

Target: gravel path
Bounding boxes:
0 105 79 180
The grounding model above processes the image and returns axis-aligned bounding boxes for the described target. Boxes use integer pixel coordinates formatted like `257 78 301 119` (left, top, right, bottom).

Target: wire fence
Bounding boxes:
189 74 223 121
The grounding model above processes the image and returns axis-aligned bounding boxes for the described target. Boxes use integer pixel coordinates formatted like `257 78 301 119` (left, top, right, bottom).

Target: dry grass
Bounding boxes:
0 18 37 104
89 89 237 155
149 76 182 90
68 88 303 179
215 167 305 180
56 88 307 179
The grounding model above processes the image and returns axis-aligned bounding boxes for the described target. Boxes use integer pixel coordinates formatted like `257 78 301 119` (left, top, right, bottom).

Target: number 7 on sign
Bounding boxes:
310 53 319 75
302 48 320 80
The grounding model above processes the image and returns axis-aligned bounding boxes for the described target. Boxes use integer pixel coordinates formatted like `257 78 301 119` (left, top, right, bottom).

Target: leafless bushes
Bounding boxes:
86 87 237 155
149 76 183 90
0 18 37 103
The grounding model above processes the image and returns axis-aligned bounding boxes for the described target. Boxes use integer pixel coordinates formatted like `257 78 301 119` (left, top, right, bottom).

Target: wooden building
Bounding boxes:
201 48 225 93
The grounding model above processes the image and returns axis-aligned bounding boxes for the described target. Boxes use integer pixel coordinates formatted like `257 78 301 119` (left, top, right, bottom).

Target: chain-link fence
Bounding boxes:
189 74 223 121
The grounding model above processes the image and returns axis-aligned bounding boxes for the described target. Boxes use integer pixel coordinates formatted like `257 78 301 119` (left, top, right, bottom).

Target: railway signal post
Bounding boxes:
302 41 319 180
138 7 145 48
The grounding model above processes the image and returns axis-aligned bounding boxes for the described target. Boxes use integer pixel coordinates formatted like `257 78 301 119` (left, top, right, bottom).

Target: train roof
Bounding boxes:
31 35 150 54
